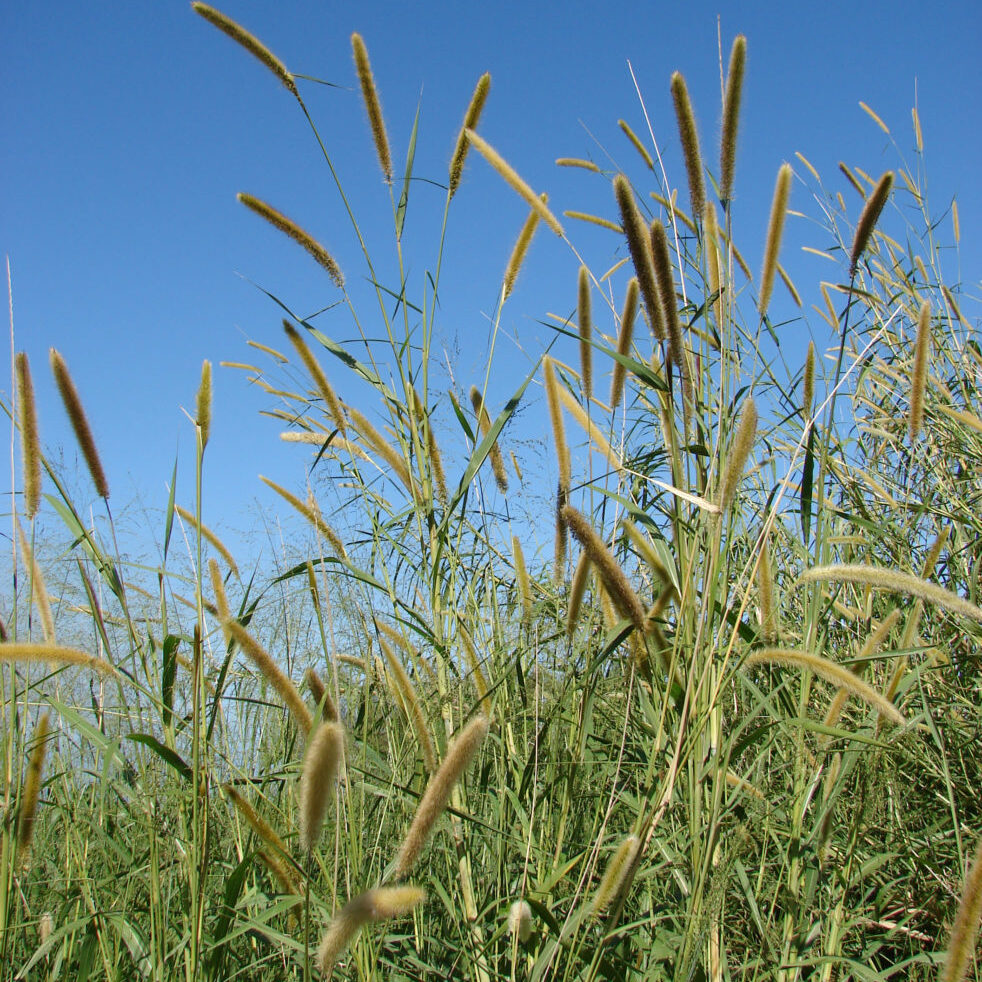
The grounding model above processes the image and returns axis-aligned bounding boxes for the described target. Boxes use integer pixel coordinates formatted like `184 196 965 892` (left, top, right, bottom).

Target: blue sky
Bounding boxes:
3 0 979 567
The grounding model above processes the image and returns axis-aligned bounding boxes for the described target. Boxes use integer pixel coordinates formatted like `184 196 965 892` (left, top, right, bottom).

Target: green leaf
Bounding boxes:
396 100 420 241
126 733 192 782
163 455 178 561
800 424 815 546
162 634 179 731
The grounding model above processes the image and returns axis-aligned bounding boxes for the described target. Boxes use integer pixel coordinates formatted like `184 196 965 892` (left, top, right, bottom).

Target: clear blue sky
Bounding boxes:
3 1 979 565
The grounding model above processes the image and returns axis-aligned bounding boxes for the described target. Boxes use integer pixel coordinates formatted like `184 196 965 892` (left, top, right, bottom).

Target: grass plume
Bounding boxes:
0 643 115 675
941 836 982 982
502 197 544 301
717 397 757 511
259 476 347 558
470 386 509 493
590 834 639 916
17 713 51 869
849 171 893 277
610 277 639 410
195 359 212 450
449 72 491 199
175 505 239 576
283 322 347 435
16 520 55 644
618 119 654 170
577 265 593 400
758 163 792 317
299 721 345 853
15 352 41 519
909 299 931 441
351 33 392 183
719 35 747 204
380 636 437 773
670 71 705 221
614 174 665 340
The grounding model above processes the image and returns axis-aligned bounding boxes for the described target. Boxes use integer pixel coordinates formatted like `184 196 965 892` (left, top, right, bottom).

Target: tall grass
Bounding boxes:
2 9 980 981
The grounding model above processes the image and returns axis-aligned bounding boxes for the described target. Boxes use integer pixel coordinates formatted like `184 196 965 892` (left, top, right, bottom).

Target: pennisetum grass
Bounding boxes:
299 720 344 853
14 352 41 519
502 197 545 301
669 71 705 222
577 265 593 400
449 73 491 199
757 163 792 317
719 35 746 206
351 33 392 183
908 299 931 441
16 713 50 869
614 174 665 340
610 277 639 411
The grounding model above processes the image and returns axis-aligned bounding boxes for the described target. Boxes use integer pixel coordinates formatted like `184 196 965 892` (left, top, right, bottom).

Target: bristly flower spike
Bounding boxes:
719 35 747 206
758 164 792 317
351 33 392 183
449 73 491 199
849 171 893 277
670 72 705 222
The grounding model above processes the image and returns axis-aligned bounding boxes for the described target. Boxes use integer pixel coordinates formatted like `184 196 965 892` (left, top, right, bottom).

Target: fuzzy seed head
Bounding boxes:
613 175 665 340
803 341 816 419
17 713 51 868
610 278 639 410
908 300 931 442
849 171 893 277
591 835 639 916
758 165 793 317
618 119 654 170
717 397 757 511
670 72 705 220
299 721 345 853
509 900 534 942
719 35 746 204
503 197 544 301
15 353 42 519
941 836 982 982
195 360 212 451
449 73 491 198
351 33 392 182
577 265 593 400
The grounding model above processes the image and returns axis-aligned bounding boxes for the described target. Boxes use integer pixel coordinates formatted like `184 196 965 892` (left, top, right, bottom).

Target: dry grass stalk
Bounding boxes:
941 835 982 982
909 299 931 441
719 35 746 204
618 119 654 170
509 900 534 941
746 649 905 725
176 506 239 576
283 322 347 435
393 715 489 879
17 713 51 869
758 164 792 317
670 72 705 220
379 636 436 773
316 886 425 979
717 397 757 511
614 175 665 340
237 194 344 287
590 835 639 916
512 536 532 624
449 73 491 198
465 128 562 234
561 505 645 631
15 352 41 519
0 643 115 675
191 3 299 99
224 620 313 734
49 348 109 499
259 476 347 559
610 278 639 410
195 359 212 450
299 721 345 853
304 667 339 723
503 198 544 301
798 565 982 624
16 521 55 644
469 387 509 493
577 265 593 400
351 33 392 182
849 171 893 277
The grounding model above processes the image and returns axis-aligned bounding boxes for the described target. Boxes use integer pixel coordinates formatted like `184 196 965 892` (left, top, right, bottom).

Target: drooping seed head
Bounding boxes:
16 520 55 644
613 175 665 340
670 72 705 221
849 171 893 277
618 119 654 170
283 322 346 435
449 73 491 199
470 387 508 493
503 197 544 301
351 33 392 183
15 353 41 519
299 720 345 853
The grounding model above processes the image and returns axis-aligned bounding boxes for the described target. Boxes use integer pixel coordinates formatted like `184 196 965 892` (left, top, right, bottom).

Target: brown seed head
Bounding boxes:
849 171 893 277
908 299 931 442
670 72 705 221
577 265 593 400
299 720 345 853
758 164 793 317
17 713 51 869
613 175 664 339
719 36 746 205
449 73 491 198
351 33 392 182
15 353 42 519
610 278 639 410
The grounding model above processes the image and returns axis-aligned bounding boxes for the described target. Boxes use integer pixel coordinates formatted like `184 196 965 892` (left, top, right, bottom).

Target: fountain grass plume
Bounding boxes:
259 476 347 559
556 157 601 172
299 720 345 853
590 834 639 916
15 352 41 519
512 536 532 624
224 783 292 859
237 194 344 287
909 299 931 441
941 835 982 982
470 386 509 493
379 636 437 773
610 277 639 410
577 265 593 400
176 506 239 576
613 175 665 340
567 550 592 638
670 72 705 221
208 557 231 624
345 405 416 497
649 219 689 398
17 713 51 869
509 900 534 941
758 164 792 317
449 73 491 199
465 128 563 235
618 119 654 170
49 348 109 499
803 340 816 419
392 714 489 878
351 33 392 183
543 357 571 494
719 35 746 205
717 397 757 511
503 197 545 301
304 667 339 723
0 643 115 675
195 359 212 450
849 171 893 277
16 520 55 644
191 3 299 100
283 322 347 435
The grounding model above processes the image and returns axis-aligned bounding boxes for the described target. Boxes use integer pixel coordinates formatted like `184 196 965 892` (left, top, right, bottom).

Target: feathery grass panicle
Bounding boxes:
299 721 344 853
411 387 448 503
758 164 792 317
224 620 313 734
208 557 231 625
304 667 339 722
17 713 51 869
610 278 640 411
393 715 489 878
351 33 392 183
543 357 571 494
803 340 816 419
449 72 491 198
563 211 623 233
509 900 534 941
258 848 302 906
16 521 55 644
224 783 292 857
618 120 654 170
0 643 115 675
237 194 344 287
470 386 509 493
457 624 490 711
49 348 109 499
556 157 601 172
839 162 866 199
849 171 893 277
502 198 544 301
259 476 347 559
195 359 212 450
798 564 982 623
719 35 746 204
622 519 672 586
670 72 705 220
316 886 425 979
577 265 593 400
703 202 724 332
757 538 779 644
176 506 239 577
941 835 982 982
554 487 569 583
613 175 665 340
567 550 592 638
591 835 639 916
909 299 931 441
717 397 757 511
379 637 437 773
649 220 687 384
512 536 531 624
746 649 905 725
283 322 346 435
554 383 622 473
15 352 41 519
561 505 646 631
465 129 563 235
191 3 298 99
344 405 415 496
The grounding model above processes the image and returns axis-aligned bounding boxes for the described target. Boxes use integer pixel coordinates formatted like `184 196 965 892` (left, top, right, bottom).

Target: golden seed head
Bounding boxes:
351 33 392 183
17 520 56 645
577 265 593 400
591 835 639 916
670 71 705 221
909 299 931 442
49 348 109 499
508 900 534 942
719 35 746 205
941 836 982 982
195 359 212 451
283 321 347 435
15 353 42 520
758 164 793 317
17 713 51 869
849 171 893 277
299 720 345 854
469 386 508 493
543 357 571 494
502 195 545 301
304 667 339 723
567 549 592 638
610 278 639 410
191 3 299 99
613 174 665 340
379 636 436 773
717 397 757 511
618 119 654 170
449 72 491 198
803 341 816 419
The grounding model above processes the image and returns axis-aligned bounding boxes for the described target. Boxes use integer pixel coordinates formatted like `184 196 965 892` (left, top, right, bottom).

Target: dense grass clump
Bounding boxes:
2 8 981 981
